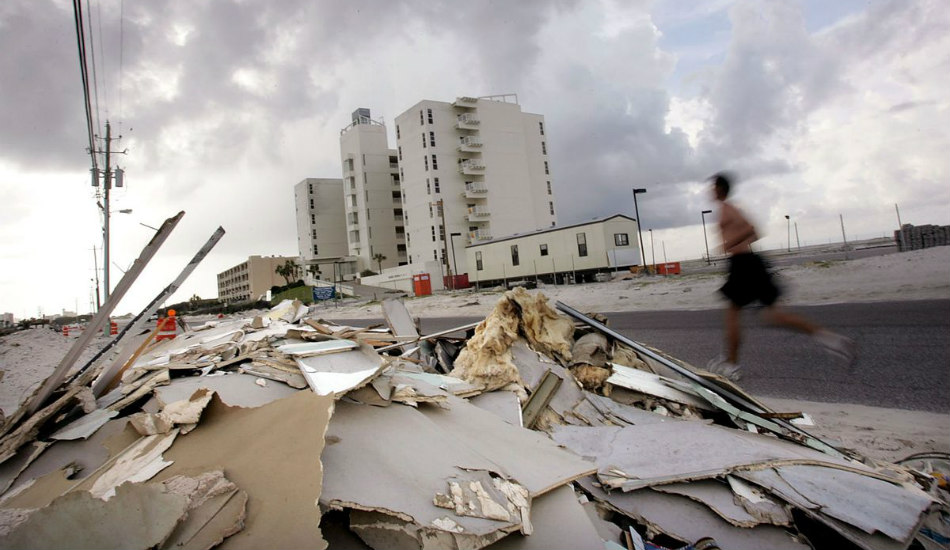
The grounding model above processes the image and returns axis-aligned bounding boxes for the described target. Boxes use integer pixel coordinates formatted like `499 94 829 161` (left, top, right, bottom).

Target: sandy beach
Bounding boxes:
2 245 948 464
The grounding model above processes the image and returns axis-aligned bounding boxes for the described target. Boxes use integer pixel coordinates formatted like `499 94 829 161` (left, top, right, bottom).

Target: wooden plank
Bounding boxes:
522 370 562 429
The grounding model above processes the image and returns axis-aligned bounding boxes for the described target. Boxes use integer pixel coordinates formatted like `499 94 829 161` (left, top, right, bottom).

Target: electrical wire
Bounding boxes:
72 0 98 177
84 0 101 137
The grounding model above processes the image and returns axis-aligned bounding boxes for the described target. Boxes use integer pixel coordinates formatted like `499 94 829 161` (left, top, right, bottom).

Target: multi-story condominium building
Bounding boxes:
216 255 298 303
294 178 348 263
394 95 557 276
339 108 406 272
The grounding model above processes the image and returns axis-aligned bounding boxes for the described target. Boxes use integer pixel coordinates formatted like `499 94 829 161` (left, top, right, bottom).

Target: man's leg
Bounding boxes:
763 305 818 334
764 305 856 364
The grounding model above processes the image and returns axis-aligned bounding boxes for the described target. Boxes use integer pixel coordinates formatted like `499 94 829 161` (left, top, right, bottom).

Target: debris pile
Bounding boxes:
1 289 948 550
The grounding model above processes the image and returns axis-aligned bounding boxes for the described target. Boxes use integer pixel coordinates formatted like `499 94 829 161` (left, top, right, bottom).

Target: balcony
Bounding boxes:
463 182 488 198
453 96 478 108
459 159 485 174
457 135 483 152
468 229 492 243
466 206 491 221
456 113 480 129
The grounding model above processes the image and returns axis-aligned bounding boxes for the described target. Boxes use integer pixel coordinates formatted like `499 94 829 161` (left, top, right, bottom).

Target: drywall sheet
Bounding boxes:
652 479 767 527
153 391 334 550
278 340 359 357
577 477 810 550
606 364 712 411
583 394 678 427
551 423 866 490
420 395 596 497
321 400 525 547
484 484 604 550
154 373 298 409
0 441 48 495
739 467 929 550
0 482 189 550
50 408 119 441
294 344 383 397
725 475 793 526
88 429 179 499
509 340 554 390
468 391 523 426
395 371 482 398
160 470 248 550
382 299 419 341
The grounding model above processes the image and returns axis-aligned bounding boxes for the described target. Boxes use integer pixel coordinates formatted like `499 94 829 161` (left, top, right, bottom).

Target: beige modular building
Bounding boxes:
339 108 406 272
216 255 300 303
464 215 641 286
394 95 556 278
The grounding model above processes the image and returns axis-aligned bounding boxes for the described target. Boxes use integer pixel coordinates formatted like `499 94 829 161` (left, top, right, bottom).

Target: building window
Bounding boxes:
547 181 552 194
540 244 548 256
397 244 407 252
429 131 435 147
308 183 313 195
310 214 315 224
541 141 547 155
427 108 433 124
476 251 483 271
426 178 431 194
539 121 544 135
312 229 317 239
395 225 405 234
614 233 629 246
549 202 555 215
433 177 440 193
431 154 438 170
424 156 428 171
544 161 549 175
577 232 588 257
392 191 401 200
398 146 402 161
420 109 424 125
396 125 400 139
433 250 438 261
511 245 520 266
313 245 318 255
429 204 433 218
439 226 445 240
431 226 436 241
422 133 426 149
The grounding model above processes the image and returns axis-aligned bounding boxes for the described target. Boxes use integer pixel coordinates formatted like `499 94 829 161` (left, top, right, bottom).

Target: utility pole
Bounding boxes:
632 188 647 268
92 245 101 312
103 121 112 302
794 222 801 250
895 203 906 251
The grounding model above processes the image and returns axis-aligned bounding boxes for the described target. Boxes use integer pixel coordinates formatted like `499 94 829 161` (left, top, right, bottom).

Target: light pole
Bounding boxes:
785 215 790 252
449 232 461 290
701 210 712 264
632 188 647 268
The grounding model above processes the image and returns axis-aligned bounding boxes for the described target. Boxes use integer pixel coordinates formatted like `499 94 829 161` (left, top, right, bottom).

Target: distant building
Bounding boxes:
294 177 351 268
395 94 557 276
1 312 14 328
464 215 641 286
339 108 406 272
217 255 299 303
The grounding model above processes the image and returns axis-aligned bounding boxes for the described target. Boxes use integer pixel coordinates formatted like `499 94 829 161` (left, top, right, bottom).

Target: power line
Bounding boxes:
118 0 125 127
72 0 98 176
84 0 101 135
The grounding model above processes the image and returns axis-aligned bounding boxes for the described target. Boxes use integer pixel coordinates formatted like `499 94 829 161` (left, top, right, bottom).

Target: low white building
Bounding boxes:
463 215 641 286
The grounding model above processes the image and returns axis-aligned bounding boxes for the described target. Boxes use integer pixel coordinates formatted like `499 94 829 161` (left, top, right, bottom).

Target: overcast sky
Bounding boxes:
1 0 947 319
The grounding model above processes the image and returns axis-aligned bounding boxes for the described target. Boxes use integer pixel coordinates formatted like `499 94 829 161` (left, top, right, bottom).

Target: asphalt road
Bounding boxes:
330 299 950 413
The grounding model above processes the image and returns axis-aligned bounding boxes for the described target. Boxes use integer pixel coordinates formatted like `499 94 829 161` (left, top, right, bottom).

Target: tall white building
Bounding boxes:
339 108 406 272
394 95 556 276
294 178 348 262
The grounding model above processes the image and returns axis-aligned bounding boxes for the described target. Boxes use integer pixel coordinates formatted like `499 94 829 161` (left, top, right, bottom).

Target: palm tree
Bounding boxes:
275 260 300 285
373 253 387 274
307 264 322 281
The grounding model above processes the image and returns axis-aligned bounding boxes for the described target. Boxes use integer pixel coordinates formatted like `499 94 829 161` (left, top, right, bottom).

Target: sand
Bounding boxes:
2 246 948 463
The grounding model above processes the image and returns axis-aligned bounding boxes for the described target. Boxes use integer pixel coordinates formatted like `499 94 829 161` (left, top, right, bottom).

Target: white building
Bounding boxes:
464 215 641 286
294 178 348 262
339 108 406 273
394 95 557 279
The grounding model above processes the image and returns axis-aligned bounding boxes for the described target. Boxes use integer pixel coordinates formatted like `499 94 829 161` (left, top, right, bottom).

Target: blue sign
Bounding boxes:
312 287 335 301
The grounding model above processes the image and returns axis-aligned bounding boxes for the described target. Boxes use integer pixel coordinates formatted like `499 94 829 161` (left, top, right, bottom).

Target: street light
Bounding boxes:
632 188 647 268
648 229 656 275
785 215 790 252
701 210 713 265
449 232 461 290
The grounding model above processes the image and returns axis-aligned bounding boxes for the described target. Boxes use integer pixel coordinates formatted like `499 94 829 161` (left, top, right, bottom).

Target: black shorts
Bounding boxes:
720 253 780 307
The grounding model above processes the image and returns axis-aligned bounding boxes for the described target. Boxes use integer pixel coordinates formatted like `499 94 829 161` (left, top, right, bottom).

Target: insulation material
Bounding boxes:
295 344 384 397
576 476 810 550
450 293 522 392
550 423 871 491
568 365 612 395
0 482 189 550
485 484 605 550
571 333 610 369
153 391 333 550
160 470 248 550
506 288 574 363
609 344 651 373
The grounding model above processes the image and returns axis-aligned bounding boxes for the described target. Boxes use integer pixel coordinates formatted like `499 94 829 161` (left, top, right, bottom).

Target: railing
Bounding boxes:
467 206 490 219
459 160 485 173
456 113 480 126
461 136 482 147
468 230 492 242
464 182 488 195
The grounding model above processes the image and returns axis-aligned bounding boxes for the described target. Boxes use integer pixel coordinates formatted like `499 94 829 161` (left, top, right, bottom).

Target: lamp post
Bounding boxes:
449 232 461 290
785 215 790 252
701 209 712 265
632 188 647 267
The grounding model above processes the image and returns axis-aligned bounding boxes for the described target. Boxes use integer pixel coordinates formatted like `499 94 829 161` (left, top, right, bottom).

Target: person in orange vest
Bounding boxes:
156 309 178 341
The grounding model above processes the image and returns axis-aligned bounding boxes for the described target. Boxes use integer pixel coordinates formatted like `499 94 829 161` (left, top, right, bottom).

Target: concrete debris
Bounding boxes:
1 286 945 550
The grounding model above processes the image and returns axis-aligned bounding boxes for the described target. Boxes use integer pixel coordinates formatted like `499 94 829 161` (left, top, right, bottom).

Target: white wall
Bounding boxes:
360 260 446 295
294 178 348 262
